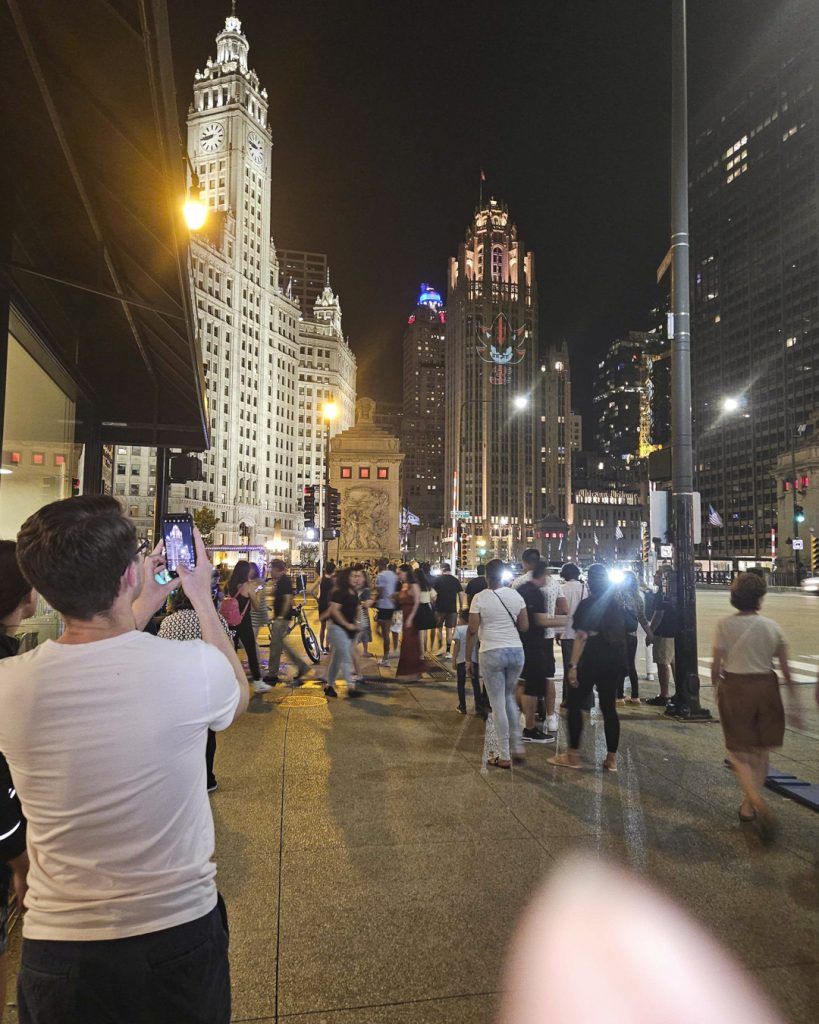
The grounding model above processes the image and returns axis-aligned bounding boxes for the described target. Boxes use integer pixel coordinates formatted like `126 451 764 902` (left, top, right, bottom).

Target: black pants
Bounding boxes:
206 729 217 788
567 661 621 754
457 662 483 710
617 634 639 698
233 614 260 680
561 639 594 711
18 897 230 1024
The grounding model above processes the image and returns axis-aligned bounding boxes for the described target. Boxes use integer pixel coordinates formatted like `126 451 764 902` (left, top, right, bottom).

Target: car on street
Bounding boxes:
800 575 819 594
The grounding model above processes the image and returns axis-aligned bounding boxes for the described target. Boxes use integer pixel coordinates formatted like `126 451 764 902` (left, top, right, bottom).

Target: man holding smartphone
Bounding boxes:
0 495 248 1024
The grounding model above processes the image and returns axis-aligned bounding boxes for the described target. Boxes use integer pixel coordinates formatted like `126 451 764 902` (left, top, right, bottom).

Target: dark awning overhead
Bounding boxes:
2 0 209 449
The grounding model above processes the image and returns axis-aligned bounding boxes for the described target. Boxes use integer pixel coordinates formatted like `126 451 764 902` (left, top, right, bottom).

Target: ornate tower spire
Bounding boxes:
215 4 249 71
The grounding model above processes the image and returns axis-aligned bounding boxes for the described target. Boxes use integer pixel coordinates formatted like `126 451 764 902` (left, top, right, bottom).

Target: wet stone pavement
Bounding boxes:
4 642 819 1023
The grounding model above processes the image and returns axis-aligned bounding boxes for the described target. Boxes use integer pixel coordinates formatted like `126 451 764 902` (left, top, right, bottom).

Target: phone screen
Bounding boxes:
163 514 196 577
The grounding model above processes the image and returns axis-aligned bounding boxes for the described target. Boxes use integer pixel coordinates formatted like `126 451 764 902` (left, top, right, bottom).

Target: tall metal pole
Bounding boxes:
670 0 706 717
323 418 331 566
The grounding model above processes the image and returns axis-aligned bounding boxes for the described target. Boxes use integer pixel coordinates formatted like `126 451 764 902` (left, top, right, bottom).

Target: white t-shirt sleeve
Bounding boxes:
198 642 241 731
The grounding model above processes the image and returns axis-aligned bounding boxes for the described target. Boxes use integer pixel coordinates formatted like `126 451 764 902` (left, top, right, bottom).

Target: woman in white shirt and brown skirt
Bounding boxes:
711 572 802 842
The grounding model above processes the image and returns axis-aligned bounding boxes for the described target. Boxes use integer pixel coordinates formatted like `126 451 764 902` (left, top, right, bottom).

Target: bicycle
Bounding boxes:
286 604 321 663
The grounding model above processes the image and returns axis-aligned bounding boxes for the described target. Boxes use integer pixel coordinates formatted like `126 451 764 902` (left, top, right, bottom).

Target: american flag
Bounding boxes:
708 505 724 528
615 526 624 540
593 532 599 546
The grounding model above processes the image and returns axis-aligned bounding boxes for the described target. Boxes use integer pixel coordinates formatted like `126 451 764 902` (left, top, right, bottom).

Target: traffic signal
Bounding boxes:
811 534 818 574
303 485 315 531
795 504 806 524
326 486 341 538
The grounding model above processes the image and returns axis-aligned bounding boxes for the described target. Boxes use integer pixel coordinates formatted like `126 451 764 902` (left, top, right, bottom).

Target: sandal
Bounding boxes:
738 807 756 823
486 757 511 769
547 753 582 769
603 760 618 773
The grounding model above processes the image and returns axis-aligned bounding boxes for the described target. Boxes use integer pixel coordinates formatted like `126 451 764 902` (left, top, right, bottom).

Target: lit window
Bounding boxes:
340 466 352 479
359 466 370 479
32 452 45 466
54 454 66 466
377 467 389 480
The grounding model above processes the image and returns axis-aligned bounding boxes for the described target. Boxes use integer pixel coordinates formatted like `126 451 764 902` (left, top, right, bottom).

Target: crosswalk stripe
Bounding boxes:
697 658 816 682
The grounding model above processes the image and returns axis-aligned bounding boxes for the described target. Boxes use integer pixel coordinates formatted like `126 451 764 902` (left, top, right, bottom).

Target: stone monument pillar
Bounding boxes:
328 397 405 563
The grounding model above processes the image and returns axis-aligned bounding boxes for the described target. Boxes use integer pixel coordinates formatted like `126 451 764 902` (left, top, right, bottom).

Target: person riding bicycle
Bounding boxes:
266 559 313 685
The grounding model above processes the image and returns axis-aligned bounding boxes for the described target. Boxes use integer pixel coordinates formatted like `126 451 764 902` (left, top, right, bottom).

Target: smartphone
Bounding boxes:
162 513 197 578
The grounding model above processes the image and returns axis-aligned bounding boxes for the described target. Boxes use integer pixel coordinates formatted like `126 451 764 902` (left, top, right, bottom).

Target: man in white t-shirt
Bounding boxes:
512 549 567 732
0 495 248 1023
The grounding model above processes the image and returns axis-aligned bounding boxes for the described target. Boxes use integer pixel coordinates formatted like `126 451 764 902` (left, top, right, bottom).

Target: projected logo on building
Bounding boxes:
475 313 527 384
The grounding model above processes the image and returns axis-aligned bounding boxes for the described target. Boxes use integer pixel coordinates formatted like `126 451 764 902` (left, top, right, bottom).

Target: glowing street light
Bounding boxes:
513 395 528 410
323 400 338 422
183 175 207 231
722 396 740 413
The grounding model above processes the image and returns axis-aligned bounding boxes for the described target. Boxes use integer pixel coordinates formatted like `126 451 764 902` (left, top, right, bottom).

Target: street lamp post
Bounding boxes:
318 400 337 568
670 0 707 717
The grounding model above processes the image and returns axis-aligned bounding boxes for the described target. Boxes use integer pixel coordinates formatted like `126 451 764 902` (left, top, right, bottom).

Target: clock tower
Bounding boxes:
170 8 302 549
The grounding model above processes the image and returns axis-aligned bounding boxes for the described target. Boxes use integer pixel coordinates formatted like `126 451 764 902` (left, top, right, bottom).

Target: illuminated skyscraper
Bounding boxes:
444 199 539 562
402 284 446 531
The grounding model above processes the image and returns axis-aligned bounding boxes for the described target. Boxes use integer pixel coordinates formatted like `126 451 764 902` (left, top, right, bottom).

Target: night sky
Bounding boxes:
169 0 781 429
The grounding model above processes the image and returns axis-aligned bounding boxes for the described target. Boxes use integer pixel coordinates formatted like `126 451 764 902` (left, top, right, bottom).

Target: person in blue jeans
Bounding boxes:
321 568 362 699
466 560 529 768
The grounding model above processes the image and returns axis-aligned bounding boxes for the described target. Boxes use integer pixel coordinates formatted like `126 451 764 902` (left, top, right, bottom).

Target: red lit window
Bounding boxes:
32 452 45 466
784 481 790 491
340 466 352 479
801 476 809 488
377 467 389 480
358 466 370 479
54 454 66 466
10 451 21 464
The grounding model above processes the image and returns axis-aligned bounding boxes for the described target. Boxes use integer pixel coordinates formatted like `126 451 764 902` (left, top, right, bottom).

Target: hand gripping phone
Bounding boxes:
162 513 197 578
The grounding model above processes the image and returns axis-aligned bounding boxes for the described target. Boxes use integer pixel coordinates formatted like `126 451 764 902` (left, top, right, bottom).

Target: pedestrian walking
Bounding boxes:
711 572 802 841
352 563 373 656
465 563 488 606
0 541 35 1023
645 564 677 706
226 560 267 692
432 563 464 654
310 560 336 655
321 568 362 698
467 559 528 768
395 564 429 679
374 558 398 667
452 608 482 714
548 563 629 772
415 562 437 656
616 570 653 705
557 562 586 708
0 497 247 1024
267 558 312 686
517 560 565 744
513 549 567 733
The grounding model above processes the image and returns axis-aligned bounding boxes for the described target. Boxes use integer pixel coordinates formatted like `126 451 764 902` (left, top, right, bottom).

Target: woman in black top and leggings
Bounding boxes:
548 564 628 772
227 561 263 689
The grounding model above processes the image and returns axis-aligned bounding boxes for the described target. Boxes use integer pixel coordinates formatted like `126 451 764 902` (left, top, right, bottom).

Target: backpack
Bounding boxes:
220 594 247 627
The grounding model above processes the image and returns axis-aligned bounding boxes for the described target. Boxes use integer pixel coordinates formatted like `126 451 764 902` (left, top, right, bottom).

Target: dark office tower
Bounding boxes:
690 2 819 562
278 250 328 313
444 198 539 563
402 284 446 529
593 332 651 462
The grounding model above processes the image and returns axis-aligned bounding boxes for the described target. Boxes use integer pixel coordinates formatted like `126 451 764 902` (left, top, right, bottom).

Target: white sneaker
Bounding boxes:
378 659 390 668
253 680 273 694
546 714 559 733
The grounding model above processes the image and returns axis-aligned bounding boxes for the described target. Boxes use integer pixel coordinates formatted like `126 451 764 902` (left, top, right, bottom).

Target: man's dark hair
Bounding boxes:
485 558 506 585
269 558 287 572
560 562 581 581
531 559 549 580
377 558 388 570
441 563 451 572
476 563 486 576
730 572 766 612
521 548 540 567
0 540 33 621
16 495 138 620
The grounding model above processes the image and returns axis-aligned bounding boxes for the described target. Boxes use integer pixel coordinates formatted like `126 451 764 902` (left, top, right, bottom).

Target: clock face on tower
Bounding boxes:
200 122 224 153
247 132 264 167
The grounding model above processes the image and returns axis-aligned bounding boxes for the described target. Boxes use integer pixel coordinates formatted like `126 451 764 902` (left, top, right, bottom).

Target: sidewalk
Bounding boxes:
5 644 819 1023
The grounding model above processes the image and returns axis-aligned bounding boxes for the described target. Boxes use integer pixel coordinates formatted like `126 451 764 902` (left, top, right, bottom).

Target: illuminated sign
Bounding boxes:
574 489 641 506
418 283 442 309
476 313 527 366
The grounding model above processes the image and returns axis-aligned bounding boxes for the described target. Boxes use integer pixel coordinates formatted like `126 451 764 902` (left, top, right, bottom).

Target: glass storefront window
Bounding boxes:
1 329 82 640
